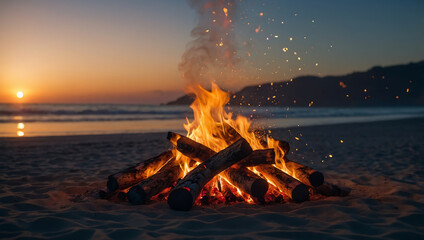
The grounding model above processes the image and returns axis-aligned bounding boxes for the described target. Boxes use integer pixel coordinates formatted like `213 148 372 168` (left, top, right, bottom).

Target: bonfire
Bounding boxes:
103 83 349 211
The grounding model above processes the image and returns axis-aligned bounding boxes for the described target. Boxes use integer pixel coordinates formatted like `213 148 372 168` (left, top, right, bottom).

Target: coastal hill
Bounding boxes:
167 60 424 107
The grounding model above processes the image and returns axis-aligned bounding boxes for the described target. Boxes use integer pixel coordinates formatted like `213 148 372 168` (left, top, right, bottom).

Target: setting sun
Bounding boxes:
17 91 24 99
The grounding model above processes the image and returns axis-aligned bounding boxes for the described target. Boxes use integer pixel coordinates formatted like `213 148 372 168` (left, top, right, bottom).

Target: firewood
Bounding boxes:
275 139 290 155
240 149 275 166
221 123 290 157
167 132 215 162
256 165 309 202
313 182 350 197
220 166 268 203
211 125 282 167
168 132 275 166
107 150 173 192
219 122 242 145
277 156 324 188
168 132 270 200
167 138 253 211
253 130 290 155
127 157 183 205
267 138 323 187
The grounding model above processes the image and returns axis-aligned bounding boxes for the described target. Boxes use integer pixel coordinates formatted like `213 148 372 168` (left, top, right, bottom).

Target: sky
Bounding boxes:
1 0 423 104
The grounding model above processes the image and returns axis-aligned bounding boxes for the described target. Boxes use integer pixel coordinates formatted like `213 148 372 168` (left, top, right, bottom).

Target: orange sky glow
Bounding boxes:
1 1 423 104
0 1 192 104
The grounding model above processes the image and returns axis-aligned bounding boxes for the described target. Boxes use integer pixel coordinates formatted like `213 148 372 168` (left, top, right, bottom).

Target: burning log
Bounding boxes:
220 182 242 203
220 166 268 203
167 138 253 211
168 132 275 166
313 182 351 197
107 150 173 192
256 165 309 202
219 122 242 145
253 130 290 155
275 139 290 155
167 132 215 162
241 149 275 166
277 156 324 188
266 137 323 188
168 132 270 201
221 123 290 157
127 157 184 205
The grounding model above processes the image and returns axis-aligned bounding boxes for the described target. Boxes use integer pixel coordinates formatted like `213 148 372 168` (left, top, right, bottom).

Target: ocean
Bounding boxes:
1 103 423 137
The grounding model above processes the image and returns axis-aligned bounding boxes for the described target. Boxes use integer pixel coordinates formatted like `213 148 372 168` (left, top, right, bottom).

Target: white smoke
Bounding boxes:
179 0 239 88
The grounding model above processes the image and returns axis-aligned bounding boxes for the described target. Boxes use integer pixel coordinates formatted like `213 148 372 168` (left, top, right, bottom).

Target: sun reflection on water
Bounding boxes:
17 122 25 137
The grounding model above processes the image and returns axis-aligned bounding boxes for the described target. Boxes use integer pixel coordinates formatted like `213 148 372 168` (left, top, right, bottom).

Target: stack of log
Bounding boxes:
103 129 350 211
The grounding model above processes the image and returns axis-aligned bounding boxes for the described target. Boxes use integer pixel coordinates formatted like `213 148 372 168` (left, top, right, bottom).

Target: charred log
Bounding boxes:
256 165 309 202
218 122 242 145
275 139 290 155
127 157 183 205
240 149 275 166
168 138 253 211
107 150 174 192
168 132 274 166
277 156 324 188
221 166 268 203
167 132 215 162
252 130 290 155
168 132 270 200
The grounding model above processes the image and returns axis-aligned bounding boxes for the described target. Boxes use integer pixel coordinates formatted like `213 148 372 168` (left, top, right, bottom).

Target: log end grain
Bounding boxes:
308 171 324 187
167 188 194 211
167 132 180 143
278 140 290 155
127 186 147 205
291 184 309 203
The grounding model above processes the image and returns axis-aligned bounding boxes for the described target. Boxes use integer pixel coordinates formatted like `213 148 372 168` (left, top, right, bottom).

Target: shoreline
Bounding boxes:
1 114 423 139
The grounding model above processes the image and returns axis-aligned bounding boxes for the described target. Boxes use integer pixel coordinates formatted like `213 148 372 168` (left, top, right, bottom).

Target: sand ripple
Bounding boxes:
0 119 423 239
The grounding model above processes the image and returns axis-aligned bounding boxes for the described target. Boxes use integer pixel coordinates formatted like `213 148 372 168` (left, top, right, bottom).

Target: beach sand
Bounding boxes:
0 117 423 239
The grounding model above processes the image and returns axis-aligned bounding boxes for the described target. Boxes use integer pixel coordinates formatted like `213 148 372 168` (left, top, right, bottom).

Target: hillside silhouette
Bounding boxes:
167 61 424 107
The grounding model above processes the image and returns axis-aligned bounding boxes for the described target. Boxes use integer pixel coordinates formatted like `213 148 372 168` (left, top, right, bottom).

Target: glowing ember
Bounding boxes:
222 7 228 17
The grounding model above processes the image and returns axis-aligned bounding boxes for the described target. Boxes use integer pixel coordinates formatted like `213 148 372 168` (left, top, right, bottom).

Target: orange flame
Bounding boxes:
173 83 290 204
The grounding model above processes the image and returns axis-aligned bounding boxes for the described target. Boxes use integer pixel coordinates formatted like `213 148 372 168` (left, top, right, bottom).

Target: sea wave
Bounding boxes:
0 104 423 123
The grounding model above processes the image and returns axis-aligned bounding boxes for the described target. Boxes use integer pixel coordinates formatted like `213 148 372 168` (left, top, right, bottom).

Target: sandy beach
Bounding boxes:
1 117 423 239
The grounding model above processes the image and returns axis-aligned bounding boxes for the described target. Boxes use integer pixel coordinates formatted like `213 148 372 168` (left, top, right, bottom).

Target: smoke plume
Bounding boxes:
179 0 239 87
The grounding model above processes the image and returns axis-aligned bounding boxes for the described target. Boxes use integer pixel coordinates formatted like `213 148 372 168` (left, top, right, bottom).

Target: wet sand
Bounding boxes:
0 117 423 239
